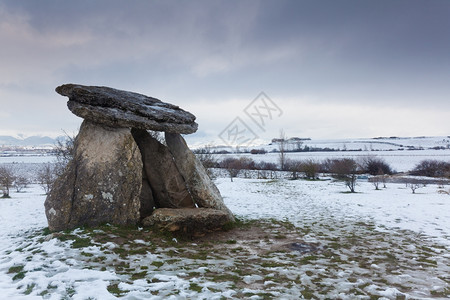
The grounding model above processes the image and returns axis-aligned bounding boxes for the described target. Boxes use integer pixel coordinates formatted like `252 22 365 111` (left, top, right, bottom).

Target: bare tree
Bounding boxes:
381 174 388 188
0 166 16 198
49 130 78 191
37 163 57 194
55 131 76 168
406 178 424 194
195 144 217 168
220 157 255 182
369 176 381 190
410 182 420 194
221 158 242 182
14 175 30 193
278 129 287 171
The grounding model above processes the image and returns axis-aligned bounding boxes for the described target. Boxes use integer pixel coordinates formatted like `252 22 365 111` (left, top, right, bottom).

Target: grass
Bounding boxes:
151 261 164 268
24 283 36 295
131 271 147 280
13 271 26 280
71 237 92 248
107 283 127 296
299 255 318 264
8 265 24 273
211 274 241 283
416 258 437 266
189 283 203 292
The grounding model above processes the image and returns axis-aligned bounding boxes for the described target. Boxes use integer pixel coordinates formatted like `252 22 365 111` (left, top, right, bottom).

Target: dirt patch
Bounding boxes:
191 220 322 256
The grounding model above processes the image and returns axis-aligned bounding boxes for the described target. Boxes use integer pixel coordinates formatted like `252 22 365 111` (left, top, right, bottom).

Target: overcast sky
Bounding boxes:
1 0 449 145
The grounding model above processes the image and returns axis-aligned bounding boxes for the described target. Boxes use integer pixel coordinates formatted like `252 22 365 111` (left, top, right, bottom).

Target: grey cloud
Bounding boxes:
0 0 449 138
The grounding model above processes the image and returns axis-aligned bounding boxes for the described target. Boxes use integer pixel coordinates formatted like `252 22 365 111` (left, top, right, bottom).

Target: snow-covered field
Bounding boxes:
219 177 450 247
0 176 449 299
0 156 55 164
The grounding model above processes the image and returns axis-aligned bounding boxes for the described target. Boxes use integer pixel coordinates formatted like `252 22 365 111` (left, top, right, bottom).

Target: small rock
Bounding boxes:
142 208 231 232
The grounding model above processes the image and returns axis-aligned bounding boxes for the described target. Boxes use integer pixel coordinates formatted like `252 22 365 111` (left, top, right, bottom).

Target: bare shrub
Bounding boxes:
285 159 302 179
411 160 450 178
320 158 334 174
361 156 394 175
250 149 267 155
330 158 359 193
255 161 278 171
302 159 320 180
255 161 278 179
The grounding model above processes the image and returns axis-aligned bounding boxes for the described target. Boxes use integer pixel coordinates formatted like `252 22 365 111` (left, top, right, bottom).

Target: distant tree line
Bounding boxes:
196 144 449 194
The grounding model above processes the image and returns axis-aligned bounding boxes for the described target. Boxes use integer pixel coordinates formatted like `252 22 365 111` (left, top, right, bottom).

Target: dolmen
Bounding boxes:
45 84 234 232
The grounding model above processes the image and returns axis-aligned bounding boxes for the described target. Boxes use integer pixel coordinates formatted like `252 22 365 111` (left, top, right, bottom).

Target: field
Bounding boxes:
0 157 449 299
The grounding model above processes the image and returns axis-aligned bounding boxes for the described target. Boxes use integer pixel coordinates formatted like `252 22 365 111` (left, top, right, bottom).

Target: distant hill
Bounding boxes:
192 136 450 152
0 135 61 147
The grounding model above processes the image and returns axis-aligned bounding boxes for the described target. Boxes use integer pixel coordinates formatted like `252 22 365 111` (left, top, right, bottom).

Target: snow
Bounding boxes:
0 155 55 164
1 172 449 298
219 177 450 246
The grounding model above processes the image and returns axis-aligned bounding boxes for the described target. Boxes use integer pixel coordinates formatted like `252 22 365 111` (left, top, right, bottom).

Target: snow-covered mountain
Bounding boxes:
0 135 61 147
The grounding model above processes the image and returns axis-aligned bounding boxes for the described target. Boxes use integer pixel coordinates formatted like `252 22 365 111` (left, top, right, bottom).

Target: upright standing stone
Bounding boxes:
139 170 155 219
44 120 143 231
131 129 195 209
165 133 235 222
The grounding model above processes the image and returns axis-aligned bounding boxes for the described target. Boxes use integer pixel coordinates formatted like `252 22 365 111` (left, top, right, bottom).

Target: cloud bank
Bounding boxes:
1 0 449 142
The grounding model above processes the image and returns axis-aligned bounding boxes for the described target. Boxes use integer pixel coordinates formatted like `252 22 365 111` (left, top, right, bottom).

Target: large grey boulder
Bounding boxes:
131 129 195 209
56 84 198 134
142 208 231 233
44 120 143 231
165 133 235 222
